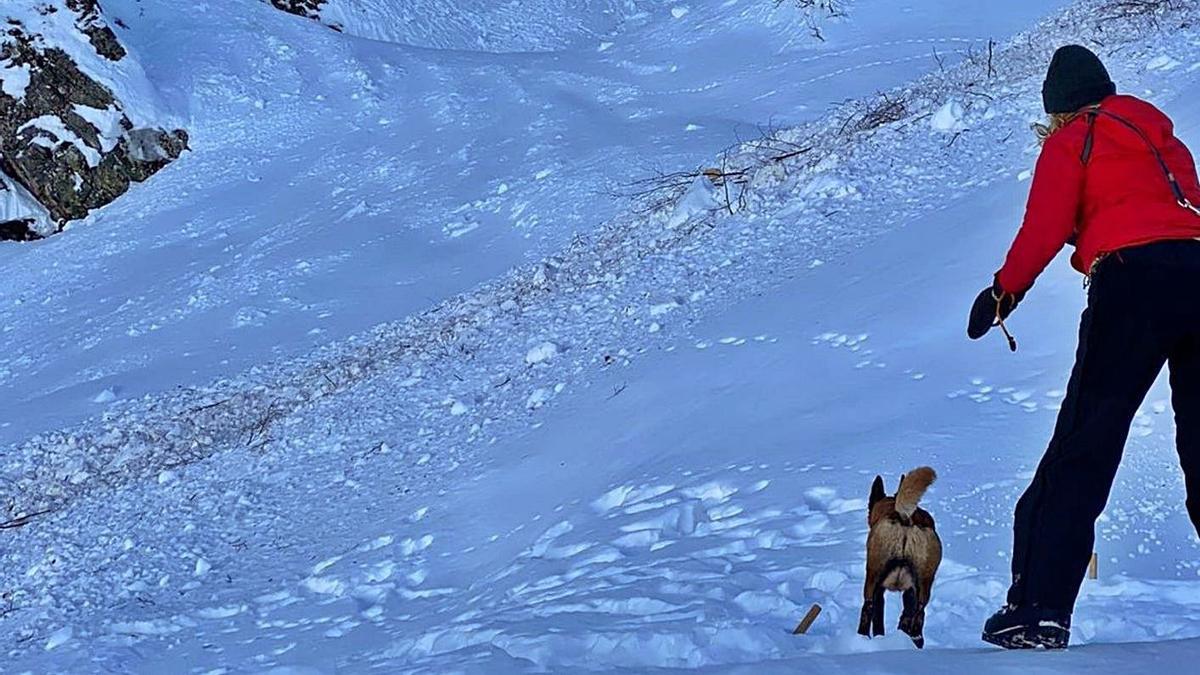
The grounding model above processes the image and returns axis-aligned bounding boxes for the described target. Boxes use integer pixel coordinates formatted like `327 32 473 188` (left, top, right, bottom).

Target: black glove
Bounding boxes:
967 279 1023 348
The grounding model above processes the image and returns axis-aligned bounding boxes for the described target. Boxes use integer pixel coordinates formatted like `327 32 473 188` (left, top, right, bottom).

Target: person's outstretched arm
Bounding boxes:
995 132 1086 295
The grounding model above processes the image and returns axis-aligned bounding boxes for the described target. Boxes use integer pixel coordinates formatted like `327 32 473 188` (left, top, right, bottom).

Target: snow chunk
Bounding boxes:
302 575 346 596
525 341 559 365
1147 55 1182 71
44 626 72 651
526 387 555 410
930 100 966 132
195 605 245 620
312 555 342 575
666 177 720 229
194 558 212 576
649 300 680 317
109 619 182 636
1 63 31 99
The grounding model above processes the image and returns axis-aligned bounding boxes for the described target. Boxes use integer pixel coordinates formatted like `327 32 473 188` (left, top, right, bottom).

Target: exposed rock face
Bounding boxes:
266 1 343 31
65 0 126 61
0 1 187 240
270 0 326 18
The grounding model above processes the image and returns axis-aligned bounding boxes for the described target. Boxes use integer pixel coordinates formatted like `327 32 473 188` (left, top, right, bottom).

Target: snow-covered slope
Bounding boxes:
6 0 1199 672
0 0 1060 447
299 0 841 53
303 0 636 51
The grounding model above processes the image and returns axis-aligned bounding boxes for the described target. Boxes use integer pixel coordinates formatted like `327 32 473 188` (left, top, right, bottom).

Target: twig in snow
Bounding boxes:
840 92 910 135
1097 0 1184 23
190 397 233 414
772 0 847 20
607 383 628 400
0 592 17 619
0 508 55 530
963 89 996 102
245 404 281 449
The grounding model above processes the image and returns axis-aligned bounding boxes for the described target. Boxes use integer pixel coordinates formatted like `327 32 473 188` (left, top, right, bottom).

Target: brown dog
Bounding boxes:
857 467 942 648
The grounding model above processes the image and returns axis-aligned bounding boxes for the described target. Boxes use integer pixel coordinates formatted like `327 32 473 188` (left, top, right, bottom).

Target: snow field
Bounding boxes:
6 0 1200 672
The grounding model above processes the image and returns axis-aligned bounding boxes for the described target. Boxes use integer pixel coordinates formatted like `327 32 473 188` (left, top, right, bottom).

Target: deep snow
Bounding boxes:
0 0 1063 447
5 0 1200 673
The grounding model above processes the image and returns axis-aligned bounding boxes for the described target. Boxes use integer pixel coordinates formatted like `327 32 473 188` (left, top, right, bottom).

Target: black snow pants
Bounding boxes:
1007 239 1200 613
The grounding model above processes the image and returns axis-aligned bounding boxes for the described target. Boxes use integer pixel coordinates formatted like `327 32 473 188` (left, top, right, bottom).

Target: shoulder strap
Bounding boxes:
1082 108 1192 208
1080 111 1097 164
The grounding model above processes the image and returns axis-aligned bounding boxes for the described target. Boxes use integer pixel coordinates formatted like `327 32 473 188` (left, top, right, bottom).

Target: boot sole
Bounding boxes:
982 623 1069 650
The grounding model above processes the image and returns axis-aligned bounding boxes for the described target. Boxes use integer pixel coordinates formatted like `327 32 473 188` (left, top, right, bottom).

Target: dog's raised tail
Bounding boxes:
895 466 937 518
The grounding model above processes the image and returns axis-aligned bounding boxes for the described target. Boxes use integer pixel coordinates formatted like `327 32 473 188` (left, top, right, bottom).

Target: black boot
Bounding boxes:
982 605 1071 649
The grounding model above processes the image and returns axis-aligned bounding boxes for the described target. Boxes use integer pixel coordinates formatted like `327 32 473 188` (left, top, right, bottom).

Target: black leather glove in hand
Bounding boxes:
967 280 1023 349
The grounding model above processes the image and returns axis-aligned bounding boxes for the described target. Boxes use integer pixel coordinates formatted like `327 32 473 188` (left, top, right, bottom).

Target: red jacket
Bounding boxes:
997 95 1200 294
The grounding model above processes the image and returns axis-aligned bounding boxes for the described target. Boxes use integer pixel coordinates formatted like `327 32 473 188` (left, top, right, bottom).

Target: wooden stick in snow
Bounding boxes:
1088 552 1099 580
793 603 823 635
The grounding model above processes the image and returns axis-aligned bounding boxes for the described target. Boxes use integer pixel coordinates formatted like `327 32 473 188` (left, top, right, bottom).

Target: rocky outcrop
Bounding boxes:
269 0 327 20
65 0 126 61
266 1 344 31
1 1 187 240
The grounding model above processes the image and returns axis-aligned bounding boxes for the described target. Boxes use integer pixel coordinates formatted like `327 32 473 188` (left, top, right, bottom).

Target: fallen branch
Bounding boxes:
0 508 54 530
840 92 910 135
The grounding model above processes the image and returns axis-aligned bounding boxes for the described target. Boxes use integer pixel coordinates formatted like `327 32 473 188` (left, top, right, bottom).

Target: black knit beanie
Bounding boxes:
1042 45 1116 114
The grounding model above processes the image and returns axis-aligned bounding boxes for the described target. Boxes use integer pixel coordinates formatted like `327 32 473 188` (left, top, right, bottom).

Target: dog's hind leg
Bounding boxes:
858 569 879 637
900 576 931 648
859 562 888 634
871 583 886 637
911 572 935 648
899 587 923 648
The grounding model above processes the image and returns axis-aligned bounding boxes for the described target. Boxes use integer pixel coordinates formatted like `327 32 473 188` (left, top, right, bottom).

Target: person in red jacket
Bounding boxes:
969 45 1200 650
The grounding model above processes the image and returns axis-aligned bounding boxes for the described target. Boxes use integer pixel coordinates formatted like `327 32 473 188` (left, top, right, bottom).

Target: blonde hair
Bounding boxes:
1032 112 1081 144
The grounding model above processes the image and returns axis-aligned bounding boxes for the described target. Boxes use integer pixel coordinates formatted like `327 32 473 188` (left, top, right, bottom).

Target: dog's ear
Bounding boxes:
869 475 886 510
897 473 905 493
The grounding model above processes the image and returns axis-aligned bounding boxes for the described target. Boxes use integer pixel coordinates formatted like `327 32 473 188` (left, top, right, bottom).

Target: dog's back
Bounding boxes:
858 467 942 647
867 467 942 591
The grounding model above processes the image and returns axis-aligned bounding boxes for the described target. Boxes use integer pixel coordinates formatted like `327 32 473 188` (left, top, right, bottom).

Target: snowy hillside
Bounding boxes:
0 0 1056 447
5 0 1200 672
284 0 637 50
282 0 843 53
